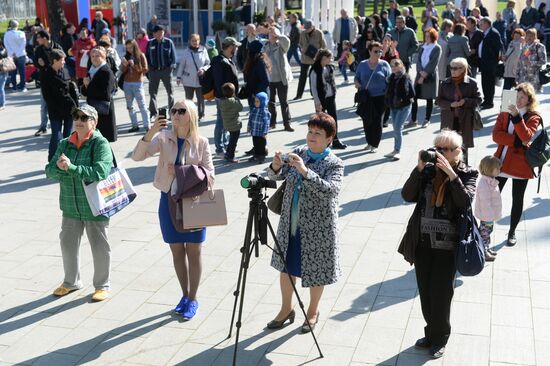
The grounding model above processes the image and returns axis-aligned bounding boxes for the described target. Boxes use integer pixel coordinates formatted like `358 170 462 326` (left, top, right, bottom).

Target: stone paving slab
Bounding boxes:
0 65 549 366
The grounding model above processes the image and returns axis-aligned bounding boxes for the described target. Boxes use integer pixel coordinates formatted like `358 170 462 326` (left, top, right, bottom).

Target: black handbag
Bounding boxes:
304 45 318 59
473 108 483 131
87 99 111 115
118 73 125 90
525 117 549 193
237 83 249 100
267 180 286 215
539 64 550 86
496 62 505 78
455 207 485 276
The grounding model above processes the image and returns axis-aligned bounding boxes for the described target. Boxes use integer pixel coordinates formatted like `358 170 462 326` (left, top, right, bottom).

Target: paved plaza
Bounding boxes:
0 68 549 366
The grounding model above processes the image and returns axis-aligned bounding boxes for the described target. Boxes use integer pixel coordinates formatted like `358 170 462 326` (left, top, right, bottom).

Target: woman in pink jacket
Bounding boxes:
132 99 214 320
474 155 503 262
71 28 96 85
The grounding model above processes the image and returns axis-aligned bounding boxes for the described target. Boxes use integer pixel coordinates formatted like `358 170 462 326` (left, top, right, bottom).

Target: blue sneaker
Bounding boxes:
183 300 199 320
174 296 189 314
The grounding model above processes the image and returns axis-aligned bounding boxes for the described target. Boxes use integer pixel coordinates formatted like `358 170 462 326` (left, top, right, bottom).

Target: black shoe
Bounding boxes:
127 127 140 133
244 148 254 156
332 140 347 149
480 103 494 110
383 121 389 128
34 128 47 137
270 124 276 130
430 345 445 359
507 233 517 246
284 124 295 132
266 310 296 329
292 96 301 101
301 311 320 333
415 337 431 348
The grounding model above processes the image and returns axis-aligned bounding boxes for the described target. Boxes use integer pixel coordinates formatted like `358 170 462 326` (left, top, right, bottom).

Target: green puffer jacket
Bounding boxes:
45 130 113 221
220 97 243 132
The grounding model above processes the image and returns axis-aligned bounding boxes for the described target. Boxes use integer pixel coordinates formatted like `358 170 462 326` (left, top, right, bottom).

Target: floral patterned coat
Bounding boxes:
267 145 344 287
516 41 547 91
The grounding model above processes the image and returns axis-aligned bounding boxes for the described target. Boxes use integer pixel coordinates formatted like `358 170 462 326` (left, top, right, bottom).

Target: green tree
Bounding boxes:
45 0 67 42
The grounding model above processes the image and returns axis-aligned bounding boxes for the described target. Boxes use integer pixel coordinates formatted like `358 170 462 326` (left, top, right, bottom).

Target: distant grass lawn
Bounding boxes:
358 0 508 40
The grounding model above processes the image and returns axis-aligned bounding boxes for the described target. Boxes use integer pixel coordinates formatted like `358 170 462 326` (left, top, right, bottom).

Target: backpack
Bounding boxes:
525 117 550 193
455 208 485 276
200 61 215 101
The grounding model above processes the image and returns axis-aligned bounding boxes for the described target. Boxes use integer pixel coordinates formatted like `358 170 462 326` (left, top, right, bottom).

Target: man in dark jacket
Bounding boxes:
34 30 64 137
402 7 418 32
146 25 177 118
211 37 240 155
478 18 503 109
287 13 302 66
41 49 78 161
389 16 419 72
236 24 257 71
465 17 483 78
520 0 538 30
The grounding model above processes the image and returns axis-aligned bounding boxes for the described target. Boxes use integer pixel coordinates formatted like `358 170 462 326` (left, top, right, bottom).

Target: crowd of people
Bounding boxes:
2 0 549 360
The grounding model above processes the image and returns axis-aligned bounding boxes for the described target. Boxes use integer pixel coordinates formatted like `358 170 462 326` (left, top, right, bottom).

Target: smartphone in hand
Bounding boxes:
158 107 167 119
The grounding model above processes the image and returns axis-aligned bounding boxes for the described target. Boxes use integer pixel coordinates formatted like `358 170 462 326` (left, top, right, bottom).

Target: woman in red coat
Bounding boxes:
71 28 96 85
492 82 542 246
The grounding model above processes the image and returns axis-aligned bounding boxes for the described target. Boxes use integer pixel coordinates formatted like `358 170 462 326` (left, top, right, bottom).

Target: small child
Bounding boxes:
219 82 243 163
337 40 352 83
247 92 271 164
474 156 503 262
205 39 218 61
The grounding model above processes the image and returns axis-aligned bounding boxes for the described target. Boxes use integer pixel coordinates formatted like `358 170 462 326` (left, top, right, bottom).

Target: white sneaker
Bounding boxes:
393 153 401 160
364 144 372 151
404 120 418 128
370 147 378 153
422 120 431 128
384 150 398 158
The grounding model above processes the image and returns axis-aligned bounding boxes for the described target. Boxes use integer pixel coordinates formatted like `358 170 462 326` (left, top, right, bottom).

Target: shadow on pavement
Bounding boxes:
339 188 402 217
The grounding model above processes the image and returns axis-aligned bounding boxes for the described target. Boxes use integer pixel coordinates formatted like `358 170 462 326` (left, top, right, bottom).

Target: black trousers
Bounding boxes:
411 98 434 122
360 95 385 147
252 136 267 156
481 69 497 106
295 63 311 99
225 131 240 159
415 242 456 347
497 177 529 235
268 82 291 126
321 96 339 140
503 77 515 90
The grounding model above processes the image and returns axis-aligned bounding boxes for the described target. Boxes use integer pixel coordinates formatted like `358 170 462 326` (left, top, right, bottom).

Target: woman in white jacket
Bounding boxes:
176 34 210 119
474 155 503 262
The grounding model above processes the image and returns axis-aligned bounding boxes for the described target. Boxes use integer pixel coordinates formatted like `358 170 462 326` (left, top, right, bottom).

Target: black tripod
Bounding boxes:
227 187 324 365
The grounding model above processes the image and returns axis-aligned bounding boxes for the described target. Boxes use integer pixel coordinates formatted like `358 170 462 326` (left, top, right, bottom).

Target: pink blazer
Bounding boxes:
132 130 215 193
474 175 502 222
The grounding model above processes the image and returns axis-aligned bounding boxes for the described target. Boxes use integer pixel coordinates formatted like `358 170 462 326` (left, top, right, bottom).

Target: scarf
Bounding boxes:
68 130 94 150
290 148 331 236
89 61 106 79
421 43 435 68
451 74 465 117
431 168 450 207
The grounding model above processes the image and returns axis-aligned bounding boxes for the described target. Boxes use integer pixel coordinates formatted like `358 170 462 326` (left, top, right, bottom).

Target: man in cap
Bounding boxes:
145 25 177 119
294 19 326 100
210 37 240 155
3 20 27 92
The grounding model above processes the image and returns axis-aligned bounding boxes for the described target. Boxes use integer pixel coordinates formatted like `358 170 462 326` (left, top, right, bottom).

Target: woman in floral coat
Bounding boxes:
516 28 547 92
266 112 344 334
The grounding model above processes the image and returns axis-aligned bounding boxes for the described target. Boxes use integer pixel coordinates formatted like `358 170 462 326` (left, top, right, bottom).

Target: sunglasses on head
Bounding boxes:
170 108 187 116
436 146 459 153
72 113 91 122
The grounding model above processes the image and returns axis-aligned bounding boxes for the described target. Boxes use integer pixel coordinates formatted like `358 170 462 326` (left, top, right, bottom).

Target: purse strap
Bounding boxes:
364 63 378 91
89 138 117 168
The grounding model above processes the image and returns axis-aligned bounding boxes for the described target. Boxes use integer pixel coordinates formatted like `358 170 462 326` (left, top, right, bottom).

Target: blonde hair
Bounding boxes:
515 82 539 112
189 33 200 42
173 99 200 146
390 58 405 72
450 57 469 74
479 155 502 176
91 46 107 58
434 129 464 162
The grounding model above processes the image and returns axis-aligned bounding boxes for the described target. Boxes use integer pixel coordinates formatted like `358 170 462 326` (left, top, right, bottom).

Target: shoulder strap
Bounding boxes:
90 138 117 168
189 49 199 71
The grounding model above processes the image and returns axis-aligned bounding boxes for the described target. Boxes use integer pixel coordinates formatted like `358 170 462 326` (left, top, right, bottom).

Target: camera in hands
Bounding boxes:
420 148 438 164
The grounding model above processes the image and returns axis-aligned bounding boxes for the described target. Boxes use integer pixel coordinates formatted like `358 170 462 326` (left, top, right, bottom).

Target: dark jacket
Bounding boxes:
385 72 415 109
40 66 78 119
398 162 478 265
479 28 504 72
405 16 418 32
243 58 269 96
466 28 483 67
33 41 63 73
60 32 76 55
437 76 482 148
309 63 336 106
82 64 117 142
520 7 539 28
211 54 239 99
236 37 254 71
146 37 177 70
289 23 300 48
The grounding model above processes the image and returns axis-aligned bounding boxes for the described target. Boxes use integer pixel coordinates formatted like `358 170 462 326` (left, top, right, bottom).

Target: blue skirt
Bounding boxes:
158 192 206 244
285 230 302 277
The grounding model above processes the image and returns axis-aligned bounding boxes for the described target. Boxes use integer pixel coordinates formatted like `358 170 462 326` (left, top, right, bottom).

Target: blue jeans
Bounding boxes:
8 55 26 90
39 92 49 130
48 115 73 162
124 81 150 129
0 73 7 107
214 98 228 153
287 46 302 66
391 105 411 152
338 63 348 81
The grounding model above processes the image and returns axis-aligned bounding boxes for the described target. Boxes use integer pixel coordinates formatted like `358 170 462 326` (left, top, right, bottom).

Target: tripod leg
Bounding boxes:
265 212 324 359
227 204 255 339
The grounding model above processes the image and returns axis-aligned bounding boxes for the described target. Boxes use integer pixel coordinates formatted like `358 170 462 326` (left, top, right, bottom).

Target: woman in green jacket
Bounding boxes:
45 104 114 302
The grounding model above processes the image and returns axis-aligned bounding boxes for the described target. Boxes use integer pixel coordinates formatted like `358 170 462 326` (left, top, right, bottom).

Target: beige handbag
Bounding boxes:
181 189 228 229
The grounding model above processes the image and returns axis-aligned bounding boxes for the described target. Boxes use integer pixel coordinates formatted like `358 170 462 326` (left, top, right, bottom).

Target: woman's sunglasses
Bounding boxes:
171 108 187 116
72 113 91 122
